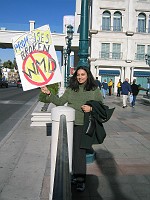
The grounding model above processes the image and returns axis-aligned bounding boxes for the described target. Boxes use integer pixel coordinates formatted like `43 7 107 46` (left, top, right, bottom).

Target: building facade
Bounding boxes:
75 0 150 93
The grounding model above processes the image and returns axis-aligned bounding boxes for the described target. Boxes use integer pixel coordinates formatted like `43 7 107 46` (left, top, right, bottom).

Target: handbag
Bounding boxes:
85 113 95 137
129 94 133 103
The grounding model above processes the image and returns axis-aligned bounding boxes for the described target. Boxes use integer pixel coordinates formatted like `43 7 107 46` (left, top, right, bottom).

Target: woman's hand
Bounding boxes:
41 86 51 95
81 105 92 112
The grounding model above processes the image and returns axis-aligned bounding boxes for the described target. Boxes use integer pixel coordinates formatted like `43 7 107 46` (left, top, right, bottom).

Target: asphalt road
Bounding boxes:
0 85 40 141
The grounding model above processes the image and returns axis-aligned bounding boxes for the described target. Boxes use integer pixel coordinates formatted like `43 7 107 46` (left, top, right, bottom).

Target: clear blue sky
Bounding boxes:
0 0 76 63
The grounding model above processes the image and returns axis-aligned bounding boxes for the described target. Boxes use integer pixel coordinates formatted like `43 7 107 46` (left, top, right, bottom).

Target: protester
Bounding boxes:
39 66 103 192
108 79 113 96
121 78 132 108
95 77 101 90
101 79 108 98
116 79 122 97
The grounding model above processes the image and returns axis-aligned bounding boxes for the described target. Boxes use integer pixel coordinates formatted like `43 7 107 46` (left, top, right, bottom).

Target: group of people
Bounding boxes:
96 76 147 108
95 78 114 98
120 78 148 108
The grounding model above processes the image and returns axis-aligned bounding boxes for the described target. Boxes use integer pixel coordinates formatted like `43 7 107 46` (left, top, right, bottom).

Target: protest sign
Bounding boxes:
12 25 62 91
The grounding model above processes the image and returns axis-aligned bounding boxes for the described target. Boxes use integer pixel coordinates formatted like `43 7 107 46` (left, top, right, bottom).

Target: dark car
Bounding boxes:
17 80 22 88
0 79 8 88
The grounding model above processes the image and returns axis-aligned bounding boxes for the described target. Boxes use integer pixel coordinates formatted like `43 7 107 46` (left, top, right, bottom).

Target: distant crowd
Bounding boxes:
95 77 149 108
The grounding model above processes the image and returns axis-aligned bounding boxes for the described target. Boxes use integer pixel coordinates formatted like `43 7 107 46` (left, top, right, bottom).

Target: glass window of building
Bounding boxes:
147 45 150 54
138 13 146 33
102 11 111 31
101 43 110 59
112 43 121 59
148 15 150 33
136 45 145 60
113 12 122 31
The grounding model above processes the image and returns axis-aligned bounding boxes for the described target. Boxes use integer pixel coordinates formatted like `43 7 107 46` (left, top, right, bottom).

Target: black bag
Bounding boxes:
85 114 95 137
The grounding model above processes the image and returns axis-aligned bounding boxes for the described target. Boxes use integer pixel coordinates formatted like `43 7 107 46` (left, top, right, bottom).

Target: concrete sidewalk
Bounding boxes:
0 95 150 200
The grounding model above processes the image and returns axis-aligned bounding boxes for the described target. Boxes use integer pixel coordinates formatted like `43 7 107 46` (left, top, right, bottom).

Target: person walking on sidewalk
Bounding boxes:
117 79 122 97
101 79 108 98
131 79 147 107
39 66 103 192
108 79 113 96
95 77 101 90
121 78 132 108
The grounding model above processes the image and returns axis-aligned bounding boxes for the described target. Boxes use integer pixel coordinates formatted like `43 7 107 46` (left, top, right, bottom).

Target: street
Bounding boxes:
0 86 40 141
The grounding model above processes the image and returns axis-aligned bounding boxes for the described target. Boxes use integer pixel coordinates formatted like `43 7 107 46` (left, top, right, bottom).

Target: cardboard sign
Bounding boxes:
12 25 62 91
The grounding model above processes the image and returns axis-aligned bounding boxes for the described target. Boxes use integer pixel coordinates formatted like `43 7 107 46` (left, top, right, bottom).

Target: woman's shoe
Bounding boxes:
76 182 85 192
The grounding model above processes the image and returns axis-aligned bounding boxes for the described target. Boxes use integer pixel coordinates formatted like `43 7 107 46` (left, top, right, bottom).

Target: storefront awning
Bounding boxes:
99 70 120 76
133 71 150 77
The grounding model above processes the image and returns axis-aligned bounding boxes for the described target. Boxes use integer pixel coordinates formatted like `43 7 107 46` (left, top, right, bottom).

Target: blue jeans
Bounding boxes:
132 95 137 106
102 89 107 98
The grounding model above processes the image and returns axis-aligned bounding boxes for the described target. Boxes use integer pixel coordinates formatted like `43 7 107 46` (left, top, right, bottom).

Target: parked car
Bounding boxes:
0 79 8 88
17 80 22 88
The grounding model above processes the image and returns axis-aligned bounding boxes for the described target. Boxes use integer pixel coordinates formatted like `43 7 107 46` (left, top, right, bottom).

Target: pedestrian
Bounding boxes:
39 66 103 192
116 79 122 97
121 78 132 108
130 79 140 108
108 79 113 96
95 77 101 90
101 79 108 98
131 79 147 107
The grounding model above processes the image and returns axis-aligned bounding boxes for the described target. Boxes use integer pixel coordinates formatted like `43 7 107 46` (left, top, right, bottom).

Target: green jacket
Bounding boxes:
39 85 103 125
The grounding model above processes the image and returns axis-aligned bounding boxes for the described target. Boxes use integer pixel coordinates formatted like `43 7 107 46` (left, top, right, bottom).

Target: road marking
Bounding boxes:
0 100 25 104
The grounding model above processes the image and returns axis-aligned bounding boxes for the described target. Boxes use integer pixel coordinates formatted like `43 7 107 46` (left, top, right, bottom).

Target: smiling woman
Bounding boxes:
39 66 103 192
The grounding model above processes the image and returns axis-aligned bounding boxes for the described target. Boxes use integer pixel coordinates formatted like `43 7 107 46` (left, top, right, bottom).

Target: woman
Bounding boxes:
40 66 103 192
117 79 122 97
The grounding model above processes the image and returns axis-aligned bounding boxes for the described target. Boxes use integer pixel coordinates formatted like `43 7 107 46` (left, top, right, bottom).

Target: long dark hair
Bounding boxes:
68 66 97 91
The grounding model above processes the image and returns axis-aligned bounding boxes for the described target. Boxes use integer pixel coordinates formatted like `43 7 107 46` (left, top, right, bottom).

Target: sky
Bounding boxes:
0 0 76 63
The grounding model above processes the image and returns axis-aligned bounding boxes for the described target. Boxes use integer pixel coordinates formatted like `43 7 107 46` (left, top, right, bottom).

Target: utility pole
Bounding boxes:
77 0 89 68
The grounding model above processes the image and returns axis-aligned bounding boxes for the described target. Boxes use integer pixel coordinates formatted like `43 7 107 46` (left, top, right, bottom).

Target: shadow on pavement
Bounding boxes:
96 149 132 200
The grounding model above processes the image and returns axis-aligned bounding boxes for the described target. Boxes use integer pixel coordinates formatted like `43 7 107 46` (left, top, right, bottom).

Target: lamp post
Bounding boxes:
63 48 67 87
77 0 89 68
65 24 74 85
145 54 150 95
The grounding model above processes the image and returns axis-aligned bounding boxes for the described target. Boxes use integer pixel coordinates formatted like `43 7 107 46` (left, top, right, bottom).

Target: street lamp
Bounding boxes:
63 48 67 87
145 54 150 95
65 24 74 85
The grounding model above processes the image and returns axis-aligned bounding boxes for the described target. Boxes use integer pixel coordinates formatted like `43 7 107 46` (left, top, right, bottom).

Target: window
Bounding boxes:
147 45 150 55
148 16 150 33
113 12 122 31
102 11 111 31
138 13 146 33
136 45 145 60
101 43 110 59
112 43 121 59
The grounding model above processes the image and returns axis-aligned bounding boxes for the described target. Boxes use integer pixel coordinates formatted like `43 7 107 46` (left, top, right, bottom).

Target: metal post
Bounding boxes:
63 48 67 87
77 0 89 68
65 25 74 85
67 41 71 83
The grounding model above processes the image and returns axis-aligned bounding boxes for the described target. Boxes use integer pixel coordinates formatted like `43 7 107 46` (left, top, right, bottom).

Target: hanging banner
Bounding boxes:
12 24 62 91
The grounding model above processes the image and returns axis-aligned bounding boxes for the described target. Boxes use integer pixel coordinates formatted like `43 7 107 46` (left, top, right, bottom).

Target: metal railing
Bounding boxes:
52 114 72 200
100 26 123 32
99 51 123 60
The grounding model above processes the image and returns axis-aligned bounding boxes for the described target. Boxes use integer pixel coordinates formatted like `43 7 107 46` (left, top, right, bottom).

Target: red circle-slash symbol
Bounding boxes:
22 50 56 86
